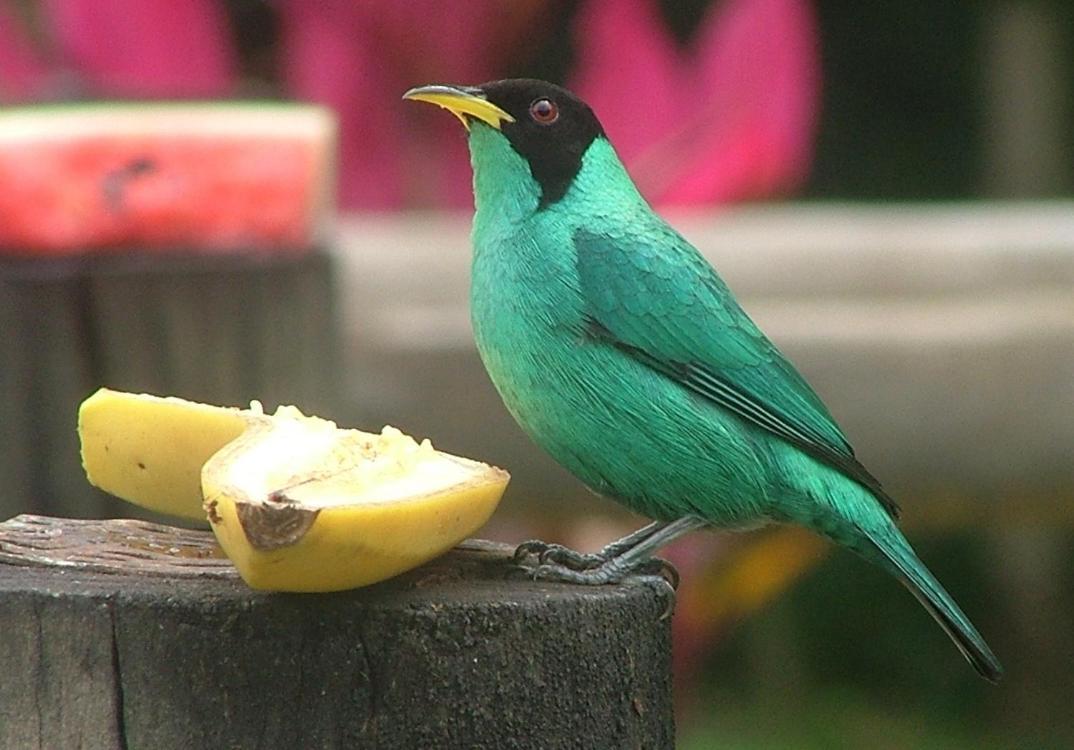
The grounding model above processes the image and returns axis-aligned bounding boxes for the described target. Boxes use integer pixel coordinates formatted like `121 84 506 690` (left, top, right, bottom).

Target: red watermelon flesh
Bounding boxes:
0 105 336 256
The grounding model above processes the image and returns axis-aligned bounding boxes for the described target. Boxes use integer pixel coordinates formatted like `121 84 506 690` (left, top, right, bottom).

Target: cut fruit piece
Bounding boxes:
0 104 336 255
78 389 509 591
79 389 250 521
203 410 508 591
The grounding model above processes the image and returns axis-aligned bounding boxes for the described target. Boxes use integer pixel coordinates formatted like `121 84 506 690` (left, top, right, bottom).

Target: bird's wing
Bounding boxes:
574 228 899 518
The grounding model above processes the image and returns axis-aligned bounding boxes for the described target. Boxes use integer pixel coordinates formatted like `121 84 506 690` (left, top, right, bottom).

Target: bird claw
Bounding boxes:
512 539 551 564
528 561 625 585
627 559 680 620
642 572 679 621
512 540 679 621
514 552 679 590
634 557 680 591
512 540 604 571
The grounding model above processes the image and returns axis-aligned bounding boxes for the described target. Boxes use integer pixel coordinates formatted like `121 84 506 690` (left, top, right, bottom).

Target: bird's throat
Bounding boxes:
469 126 542 224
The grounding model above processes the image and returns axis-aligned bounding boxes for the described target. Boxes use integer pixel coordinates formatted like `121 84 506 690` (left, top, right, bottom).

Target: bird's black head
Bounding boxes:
405 78 606 207
479 79 605 206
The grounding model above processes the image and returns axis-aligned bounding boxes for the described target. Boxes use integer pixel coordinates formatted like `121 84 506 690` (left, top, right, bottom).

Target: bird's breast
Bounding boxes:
468 217 773 522
470 219 591 412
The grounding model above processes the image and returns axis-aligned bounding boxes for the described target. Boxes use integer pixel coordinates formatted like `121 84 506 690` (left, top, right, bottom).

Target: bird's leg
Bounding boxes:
513 520 665 571
528 516 708 586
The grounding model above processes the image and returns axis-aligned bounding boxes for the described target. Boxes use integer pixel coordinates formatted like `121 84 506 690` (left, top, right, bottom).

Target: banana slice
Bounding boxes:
79 389 249 520
78 388 509 591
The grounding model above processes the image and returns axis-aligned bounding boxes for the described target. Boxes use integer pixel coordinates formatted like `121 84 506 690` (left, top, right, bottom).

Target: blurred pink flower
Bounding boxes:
0 0 235 100
277 0 550 210
0 2 49 100
43 0 236 97
571 0 819 205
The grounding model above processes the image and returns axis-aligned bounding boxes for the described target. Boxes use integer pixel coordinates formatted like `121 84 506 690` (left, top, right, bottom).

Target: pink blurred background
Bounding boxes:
0 0 820 211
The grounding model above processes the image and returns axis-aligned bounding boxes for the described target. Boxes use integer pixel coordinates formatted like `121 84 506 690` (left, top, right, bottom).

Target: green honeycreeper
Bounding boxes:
404 79 1002 682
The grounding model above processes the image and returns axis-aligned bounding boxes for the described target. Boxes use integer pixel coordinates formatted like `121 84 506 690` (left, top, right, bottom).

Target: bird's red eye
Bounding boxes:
529 98 559 124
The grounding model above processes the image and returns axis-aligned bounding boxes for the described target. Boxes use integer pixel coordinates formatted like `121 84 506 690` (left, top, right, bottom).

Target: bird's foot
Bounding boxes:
518 551 679 591
512 539 605 571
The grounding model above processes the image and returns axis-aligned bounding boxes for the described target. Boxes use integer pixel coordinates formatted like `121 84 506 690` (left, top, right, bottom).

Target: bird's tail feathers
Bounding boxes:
864 525 1003 683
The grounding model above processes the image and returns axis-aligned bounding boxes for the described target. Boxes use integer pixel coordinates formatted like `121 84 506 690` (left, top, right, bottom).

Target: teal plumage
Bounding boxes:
407 79 1002 681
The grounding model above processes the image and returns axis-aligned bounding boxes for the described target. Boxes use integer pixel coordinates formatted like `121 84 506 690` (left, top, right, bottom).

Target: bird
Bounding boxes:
404 78 1002 682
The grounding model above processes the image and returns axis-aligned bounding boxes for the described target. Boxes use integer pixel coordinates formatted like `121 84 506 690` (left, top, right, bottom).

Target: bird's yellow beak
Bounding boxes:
403 85 515 131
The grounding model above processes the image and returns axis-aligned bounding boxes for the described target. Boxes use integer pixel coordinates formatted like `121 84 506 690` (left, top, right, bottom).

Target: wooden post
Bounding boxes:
0 516 675 749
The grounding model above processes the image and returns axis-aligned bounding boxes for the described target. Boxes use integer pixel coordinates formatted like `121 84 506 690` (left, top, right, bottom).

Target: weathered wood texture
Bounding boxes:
0 251 340 523
0 517 674 749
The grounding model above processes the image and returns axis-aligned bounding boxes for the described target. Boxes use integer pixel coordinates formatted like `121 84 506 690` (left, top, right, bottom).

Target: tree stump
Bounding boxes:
0 515 675 749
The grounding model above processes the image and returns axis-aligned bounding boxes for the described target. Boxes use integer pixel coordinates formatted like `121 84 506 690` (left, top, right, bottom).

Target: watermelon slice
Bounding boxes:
0 104 336 256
